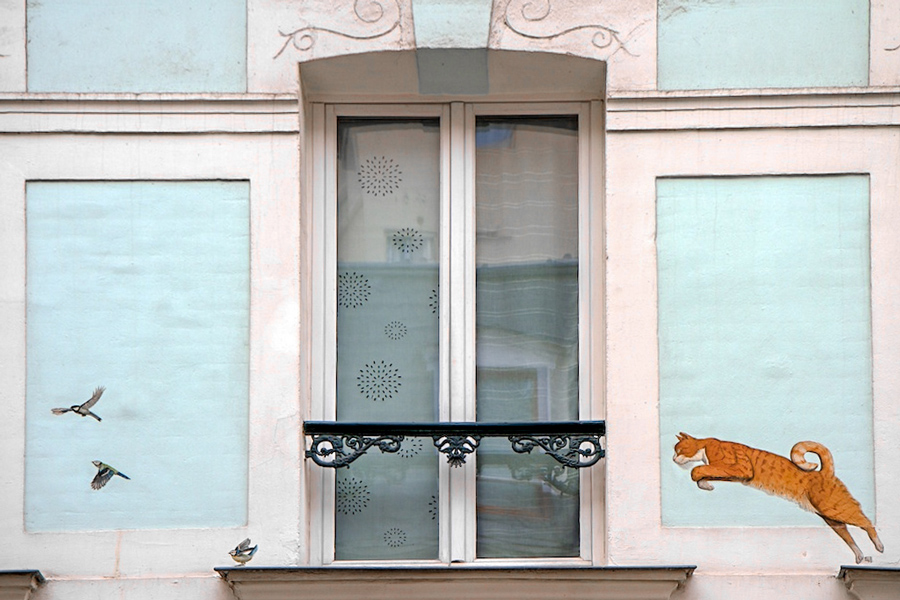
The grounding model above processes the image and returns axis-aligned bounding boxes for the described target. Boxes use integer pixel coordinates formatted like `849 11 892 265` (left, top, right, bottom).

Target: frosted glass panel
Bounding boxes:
657 176 874 527
27 0 246 92
335 119 441 559
658 0 869 90
25 181 249 531
475 117 579 558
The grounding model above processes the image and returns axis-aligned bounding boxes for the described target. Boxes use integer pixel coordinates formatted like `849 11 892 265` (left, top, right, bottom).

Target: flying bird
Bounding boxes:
229 538 258 565
51 386 105 422
91 460 130 490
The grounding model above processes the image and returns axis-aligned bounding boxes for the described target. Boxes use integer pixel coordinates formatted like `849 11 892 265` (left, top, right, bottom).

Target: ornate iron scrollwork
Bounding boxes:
509 434 605 468
432 435 481 468
306 433 403 468
304 421 606 469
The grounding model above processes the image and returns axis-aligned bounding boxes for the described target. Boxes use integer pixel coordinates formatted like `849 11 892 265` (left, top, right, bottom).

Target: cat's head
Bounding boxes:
673 432 706 465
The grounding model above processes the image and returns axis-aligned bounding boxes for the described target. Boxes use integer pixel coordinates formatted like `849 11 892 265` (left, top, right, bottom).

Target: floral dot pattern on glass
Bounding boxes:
428 495 438 520
338 272 371 308
357 360 401 402
336 476 370 515
391 227 424 254
384 320 408 341
358 156 402 197
384 527 407 547
429 287 439 315
398 437 423 458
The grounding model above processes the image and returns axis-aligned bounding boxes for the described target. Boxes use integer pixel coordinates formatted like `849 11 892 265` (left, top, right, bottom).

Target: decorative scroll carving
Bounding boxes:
306 434 403 468
509 433 605 468
275 0 402 58
432 435 481 468
502 0 639 57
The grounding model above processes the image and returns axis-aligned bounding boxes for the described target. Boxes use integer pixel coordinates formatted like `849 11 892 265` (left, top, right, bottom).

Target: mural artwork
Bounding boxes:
90 460 130 490
673 433 883 564
228 538 258 565
50 386 106 422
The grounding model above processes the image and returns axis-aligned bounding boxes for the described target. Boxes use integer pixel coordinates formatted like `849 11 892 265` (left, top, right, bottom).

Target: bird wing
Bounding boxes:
51 407 72 415
80 386 105 410
91 467 114 490
235 538 251 552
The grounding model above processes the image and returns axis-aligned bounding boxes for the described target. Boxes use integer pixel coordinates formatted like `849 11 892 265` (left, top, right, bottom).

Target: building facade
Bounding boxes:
1 1 898 599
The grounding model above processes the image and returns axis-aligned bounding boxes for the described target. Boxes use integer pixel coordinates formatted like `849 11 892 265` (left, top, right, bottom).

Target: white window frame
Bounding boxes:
307 100 605 566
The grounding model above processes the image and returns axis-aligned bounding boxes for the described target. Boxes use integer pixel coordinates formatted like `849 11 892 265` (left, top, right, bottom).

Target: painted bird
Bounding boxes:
51 386 105 422
91 460 130 490
229 538 258 565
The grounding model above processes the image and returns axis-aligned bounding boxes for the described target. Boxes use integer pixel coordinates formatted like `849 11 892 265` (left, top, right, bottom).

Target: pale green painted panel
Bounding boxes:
658 0 869 90
26 181 249 531
27 0 246 92
412 0 492 48
658 176 873 527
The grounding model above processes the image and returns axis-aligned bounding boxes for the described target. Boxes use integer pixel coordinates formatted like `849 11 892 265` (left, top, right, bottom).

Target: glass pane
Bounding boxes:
474 116 580 558
335 118 441 560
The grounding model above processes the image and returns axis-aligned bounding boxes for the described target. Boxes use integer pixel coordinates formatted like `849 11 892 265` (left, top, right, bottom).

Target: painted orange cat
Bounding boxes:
673 433 883 563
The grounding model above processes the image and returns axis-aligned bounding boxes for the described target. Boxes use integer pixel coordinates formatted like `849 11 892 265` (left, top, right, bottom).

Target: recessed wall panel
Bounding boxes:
25 180 249 531
658 175 874 527
658 0 869 90
27 0 246 92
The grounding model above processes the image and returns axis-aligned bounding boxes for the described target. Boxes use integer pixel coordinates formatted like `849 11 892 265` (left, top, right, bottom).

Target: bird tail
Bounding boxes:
116 471 131 480
51 408 71 415
88 411 102 422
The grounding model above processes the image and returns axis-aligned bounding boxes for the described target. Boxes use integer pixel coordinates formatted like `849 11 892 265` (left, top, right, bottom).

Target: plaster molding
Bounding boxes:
488 0 656 92
0 571 44 600
497 0 639 59
216 566 695 600
839 566 900 600
272 0 411 62
0 95 300 133
607 89 900 131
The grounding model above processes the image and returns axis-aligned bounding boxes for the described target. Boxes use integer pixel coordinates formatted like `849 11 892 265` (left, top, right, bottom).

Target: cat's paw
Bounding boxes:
697 480 714 491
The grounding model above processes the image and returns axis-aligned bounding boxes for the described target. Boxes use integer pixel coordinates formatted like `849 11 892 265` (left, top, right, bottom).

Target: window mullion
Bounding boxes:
446 101 476 563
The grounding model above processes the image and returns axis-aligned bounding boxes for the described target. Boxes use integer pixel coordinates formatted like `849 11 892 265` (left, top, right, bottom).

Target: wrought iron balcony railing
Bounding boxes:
303 421 606 469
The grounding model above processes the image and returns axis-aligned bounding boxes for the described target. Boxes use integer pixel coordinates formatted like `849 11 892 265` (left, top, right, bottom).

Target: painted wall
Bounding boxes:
5 0 900 94
25 181 250 531
657 175 874 527
657 0 870 90
2 1 900 599
606 125 900 576
26 0 246 92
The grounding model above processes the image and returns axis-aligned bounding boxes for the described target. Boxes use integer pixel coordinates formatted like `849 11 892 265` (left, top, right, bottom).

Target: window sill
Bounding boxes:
839 566 900 600
215 565 695 600
0 571 44 600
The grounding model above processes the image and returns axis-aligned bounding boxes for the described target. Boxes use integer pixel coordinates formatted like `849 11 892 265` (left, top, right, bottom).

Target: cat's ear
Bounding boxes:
677 432 689 441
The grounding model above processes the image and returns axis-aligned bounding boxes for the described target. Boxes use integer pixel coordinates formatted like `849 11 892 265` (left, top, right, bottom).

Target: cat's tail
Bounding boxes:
790 441 835 476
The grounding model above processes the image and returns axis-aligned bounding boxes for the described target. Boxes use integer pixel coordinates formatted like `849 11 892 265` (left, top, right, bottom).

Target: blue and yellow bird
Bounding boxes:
229 538 258 565
91 460 130 490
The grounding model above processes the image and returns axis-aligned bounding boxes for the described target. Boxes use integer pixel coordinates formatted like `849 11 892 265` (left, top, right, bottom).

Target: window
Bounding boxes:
309 102 603 565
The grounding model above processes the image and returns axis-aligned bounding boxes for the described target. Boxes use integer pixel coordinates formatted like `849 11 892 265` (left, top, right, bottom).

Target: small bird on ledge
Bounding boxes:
229 538 258 566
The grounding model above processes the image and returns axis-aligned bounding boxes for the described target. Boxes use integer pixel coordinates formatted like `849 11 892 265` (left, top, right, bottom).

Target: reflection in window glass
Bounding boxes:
475 117 580 558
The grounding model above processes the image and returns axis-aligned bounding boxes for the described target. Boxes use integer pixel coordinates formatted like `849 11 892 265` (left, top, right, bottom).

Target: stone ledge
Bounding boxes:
839 566 900 600
0 571 44 600
215 565 695 600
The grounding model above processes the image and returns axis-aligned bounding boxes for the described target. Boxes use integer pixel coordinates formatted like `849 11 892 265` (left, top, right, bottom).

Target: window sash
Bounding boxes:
308 101 603 566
